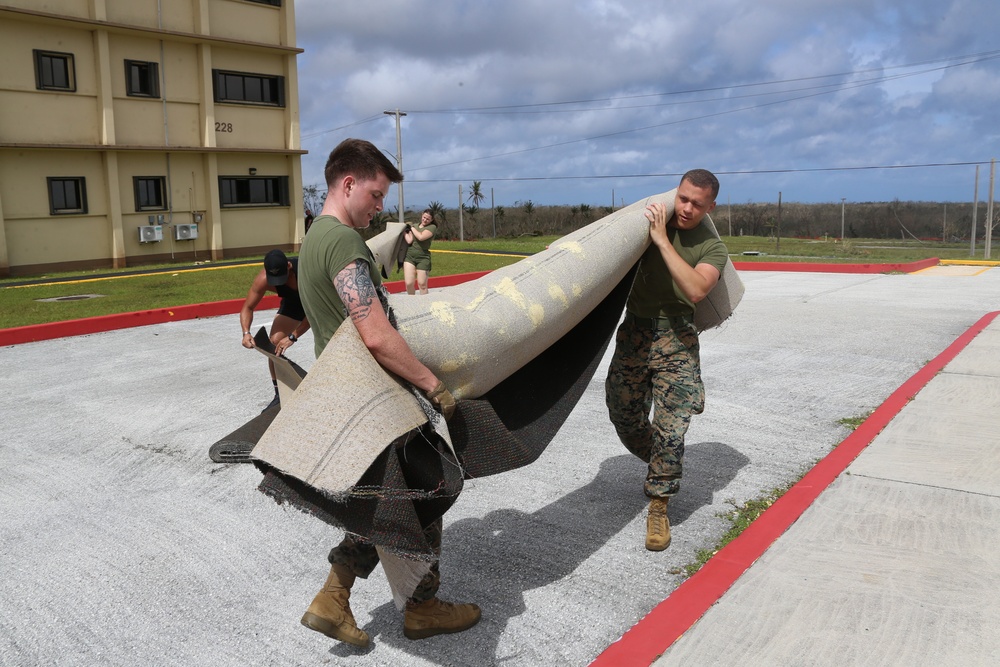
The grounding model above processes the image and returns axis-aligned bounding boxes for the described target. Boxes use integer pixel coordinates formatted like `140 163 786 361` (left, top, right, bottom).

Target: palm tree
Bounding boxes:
468 181 485 209
428 200 446 223
370 211 390 229
302 184 326 217
522 199 535 224
463 203 479 222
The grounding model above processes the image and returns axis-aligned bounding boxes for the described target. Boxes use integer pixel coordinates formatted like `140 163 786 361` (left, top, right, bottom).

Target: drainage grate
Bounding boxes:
35 294 106 302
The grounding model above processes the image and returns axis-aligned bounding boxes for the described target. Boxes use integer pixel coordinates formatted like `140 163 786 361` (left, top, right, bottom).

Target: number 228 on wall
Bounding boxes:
215 122 233 132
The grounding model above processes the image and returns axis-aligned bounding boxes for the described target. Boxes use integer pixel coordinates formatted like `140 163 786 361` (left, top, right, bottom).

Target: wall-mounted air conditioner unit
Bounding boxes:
174 224 199 240
138 225 163 243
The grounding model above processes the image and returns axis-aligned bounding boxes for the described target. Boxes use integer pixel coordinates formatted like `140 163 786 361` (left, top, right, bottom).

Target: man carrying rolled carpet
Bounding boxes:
295 138 480 647
605 169 729 551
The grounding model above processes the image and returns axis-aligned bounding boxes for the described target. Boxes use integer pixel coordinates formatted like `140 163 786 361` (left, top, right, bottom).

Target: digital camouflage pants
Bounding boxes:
605 316 705 498
328 519 442 603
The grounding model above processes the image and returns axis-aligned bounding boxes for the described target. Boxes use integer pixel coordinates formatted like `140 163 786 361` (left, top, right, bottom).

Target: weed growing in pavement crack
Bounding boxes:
670 481 798 578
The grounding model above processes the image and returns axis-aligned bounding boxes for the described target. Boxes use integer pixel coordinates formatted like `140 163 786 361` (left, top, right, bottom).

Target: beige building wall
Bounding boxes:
0 0 306 277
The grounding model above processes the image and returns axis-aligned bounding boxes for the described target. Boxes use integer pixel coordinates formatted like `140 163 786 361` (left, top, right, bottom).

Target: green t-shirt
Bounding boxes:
627 221 729 317
297 215 383 357
405 222 437 263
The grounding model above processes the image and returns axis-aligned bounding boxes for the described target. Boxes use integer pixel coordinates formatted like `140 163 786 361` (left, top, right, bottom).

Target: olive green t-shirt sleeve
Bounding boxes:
627 223 730 317
297 216 382 356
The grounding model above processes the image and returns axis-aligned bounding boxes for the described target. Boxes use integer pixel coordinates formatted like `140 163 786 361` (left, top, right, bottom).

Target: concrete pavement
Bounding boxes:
1 265 999 666
599 303 1000 666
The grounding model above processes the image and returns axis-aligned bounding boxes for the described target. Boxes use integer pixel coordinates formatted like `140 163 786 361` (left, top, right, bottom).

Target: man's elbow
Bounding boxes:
689 280 718 304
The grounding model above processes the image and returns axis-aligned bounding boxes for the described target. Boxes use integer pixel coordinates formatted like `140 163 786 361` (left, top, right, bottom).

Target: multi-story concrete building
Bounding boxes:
0 0 305 277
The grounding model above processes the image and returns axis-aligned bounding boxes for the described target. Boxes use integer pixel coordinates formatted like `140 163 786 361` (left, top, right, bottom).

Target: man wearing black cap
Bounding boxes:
239 249 310 409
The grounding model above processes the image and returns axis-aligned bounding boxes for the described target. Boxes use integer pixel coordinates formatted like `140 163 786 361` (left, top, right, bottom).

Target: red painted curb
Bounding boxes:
0 272 492 346
590 309 1000 667
732 257 938 273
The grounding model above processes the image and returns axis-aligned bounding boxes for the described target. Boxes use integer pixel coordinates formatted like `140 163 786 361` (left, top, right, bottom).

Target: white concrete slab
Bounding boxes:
656 476 1000 666
3 269 1000 667
654 318 1000 667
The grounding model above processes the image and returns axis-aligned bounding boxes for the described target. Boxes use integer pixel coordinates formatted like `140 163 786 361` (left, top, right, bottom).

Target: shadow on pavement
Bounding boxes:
346 442 747 664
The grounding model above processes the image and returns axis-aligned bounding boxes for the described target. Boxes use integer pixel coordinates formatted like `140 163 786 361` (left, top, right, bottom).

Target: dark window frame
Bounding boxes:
219 176 290 208
133 176 167 211
47 177 88 215
245 0 282 5
34 50 76 92
125 60 160 98
212 69 285 107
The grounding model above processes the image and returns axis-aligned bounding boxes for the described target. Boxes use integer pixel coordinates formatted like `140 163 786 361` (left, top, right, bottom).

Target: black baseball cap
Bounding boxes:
264 249 289 286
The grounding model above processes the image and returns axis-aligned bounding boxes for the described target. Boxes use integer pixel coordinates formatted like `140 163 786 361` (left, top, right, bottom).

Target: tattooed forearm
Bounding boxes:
334 260 377 322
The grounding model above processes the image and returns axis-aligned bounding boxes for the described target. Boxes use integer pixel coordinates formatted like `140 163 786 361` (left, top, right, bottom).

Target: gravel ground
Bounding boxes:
2 267 998 667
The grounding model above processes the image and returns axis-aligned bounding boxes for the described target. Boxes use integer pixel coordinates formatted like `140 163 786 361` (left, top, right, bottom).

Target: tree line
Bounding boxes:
305 184 994 242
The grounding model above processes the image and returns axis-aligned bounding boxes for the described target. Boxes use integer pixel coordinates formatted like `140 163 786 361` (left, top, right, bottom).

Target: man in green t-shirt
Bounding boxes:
295 139 479 648
605 169 729 552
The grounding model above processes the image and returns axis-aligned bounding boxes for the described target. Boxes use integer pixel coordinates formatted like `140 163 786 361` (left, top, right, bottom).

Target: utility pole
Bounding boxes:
728 196 732 236
971 165 979 257
776 191 782 252
841 198 846 241
986 158 996 259
458 183 464 242
383 109 406 224
491 187 496 238
943 203 947 243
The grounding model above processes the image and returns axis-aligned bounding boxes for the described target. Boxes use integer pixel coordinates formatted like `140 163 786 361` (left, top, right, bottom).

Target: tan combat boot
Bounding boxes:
403 597 482 640
300 564 370 647
645 497 671 551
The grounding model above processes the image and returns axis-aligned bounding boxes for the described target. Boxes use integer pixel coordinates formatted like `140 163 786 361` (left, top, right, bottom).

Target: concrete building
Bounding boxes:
0 0 306 277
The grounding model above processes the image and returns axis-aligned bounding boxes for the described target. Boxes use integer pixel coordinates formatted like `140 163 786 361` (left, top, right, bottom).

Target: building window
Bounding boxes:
219 176 289 207
134 177 166 211
125 60 160 98
212 70 285 107
246 0 282 5
47 177 88 215
34 50 76 92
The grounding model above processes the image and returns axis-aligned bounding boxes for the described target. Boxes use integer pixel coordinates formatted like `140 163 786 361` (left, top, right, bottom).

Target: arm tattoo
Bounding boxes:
334 260 378 323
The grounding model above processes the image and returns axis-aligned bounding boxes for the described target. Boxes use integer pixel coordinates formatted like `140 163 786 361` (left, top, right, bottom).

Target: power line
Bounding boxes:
402 50 1000 115
301 159 992 190
407 60 994 173
404 161 993 184
297 51 999 174
300 114 383 141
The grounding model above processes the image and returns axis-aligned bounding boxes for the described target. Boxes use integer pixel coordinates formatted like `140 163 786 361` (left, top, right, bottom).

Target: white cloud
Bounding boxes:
294 0 1000 206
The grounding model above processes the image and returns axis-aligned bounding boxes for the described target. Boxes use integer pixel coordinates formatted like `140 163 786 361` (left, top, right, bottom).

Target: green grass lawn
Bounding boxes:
0 234 988 329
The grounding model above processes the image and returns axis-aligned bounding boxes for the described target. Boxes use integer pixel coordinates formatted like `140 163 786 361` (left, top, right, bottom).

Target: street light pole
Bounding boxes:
384 109 406 224
971 165 979 257
840 198 846 241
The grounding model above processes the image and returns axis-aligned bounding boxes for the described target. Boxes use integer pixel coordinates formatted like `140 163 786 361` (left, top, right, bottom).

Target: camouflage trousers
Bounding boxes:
605 315 705 498
328 519 442 603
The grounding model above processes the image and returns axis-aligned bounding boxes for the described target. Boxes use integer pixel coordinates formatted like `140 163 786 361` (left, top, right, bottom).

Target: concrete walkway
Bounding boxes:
2 267 999 666
645 312 1000 666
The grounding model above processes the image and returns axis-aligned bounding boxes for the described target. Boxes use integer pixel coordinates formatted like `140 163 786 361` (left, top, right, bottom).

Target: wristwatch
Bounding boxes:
288 333 298 342
242 331 251 336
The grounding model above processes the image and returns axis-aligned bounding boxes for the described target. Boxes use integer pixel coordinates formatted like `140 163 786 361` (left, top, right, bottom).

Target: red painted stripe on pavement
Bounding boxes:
591 309 1000 667
732 257 938 273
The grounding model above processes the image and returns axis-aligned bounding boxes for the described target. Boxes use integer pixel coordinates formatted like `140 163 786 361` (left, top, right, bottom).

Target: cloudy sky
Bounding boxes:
294 0 999 211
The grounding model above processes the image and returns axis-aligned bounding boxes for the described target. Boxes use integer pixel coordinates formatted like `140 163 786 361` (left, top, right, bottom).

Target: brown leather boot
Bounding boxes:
645 497 671 551
300 564 370 647
403 597 482 640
